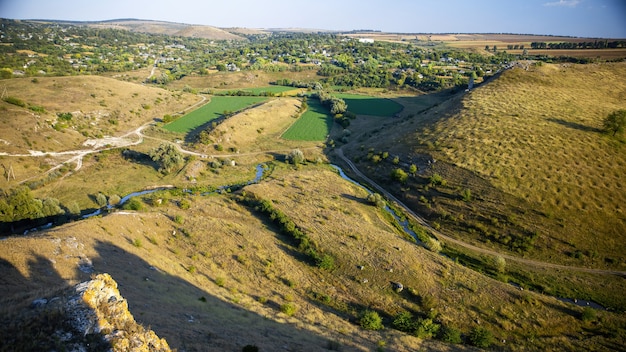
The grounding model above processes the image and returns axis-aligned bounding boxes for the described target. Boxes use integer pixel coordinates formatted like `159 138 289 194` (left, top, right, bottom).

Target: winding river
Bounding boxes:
22 162 606 310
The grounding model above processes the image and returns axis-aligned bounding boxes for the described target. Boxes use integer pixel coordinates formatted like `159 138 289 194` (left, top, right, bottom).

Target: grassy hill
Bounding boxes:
0 75 198 188
338 61 626 310
2 60 626 351
2 164 624 351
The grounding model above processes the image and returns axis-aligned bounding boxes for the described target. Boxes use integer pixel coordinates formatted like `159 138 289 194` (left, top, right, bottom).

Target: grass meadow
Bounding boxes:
336 93 404 116
423 62 626 264
164 96 268 133
281 99 333 141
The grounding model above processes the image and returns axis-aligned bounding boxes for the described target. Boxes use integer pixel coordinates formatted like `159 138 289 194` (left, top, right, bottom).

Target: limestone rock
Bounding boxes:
65 273 172 351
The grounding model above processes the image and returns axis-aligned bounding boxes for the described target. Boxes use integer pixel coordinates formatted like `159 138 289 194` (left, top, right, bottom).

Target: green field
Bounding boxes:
281 99 333 141
336 93 403 116
164 96 267 133
214 86 298 95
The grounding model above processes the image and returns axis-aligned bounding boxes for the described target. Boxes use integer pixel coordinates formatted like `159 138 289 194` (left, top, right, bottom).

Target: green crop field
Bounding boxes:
164 96 268 133
281 99 333 141
336 93 403 116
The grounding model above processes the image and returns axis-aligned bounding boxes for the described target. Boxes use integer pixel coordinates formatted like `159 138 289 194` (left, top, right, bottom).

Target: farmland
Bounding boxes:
336 93 404 116
281 99 333 141
163 96 268 133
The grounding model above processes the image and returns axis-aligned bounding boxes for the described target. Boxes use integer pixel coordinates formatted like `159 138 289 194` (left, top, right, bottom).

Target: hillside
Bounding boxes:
32 19 247 41
0 75 199 189
1 164 624 351
338 61 626 310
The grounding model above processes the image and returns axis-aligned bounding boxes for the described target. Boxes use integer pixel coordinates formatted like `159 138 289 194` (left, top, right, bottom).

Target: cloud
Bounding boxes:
543 0 581 7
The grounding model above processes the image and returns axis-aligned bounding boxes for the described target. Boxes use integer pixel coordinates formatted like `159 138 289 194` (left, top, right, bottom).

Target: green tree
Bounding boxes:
409 164 418 175
41 198 64 217
469 326 494 348
603 109 626 136
287 149 305 165
96 193 107 207
366 193 385 208
359 310 383 330
149 143 184 174
439 326 462 344
392 311 415 332
0 186 43 222
391 168 408 183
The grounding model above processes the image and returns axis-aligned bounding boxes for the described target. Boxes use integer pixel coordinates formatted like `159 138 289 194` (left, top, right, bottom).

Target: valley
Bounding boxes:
1 18 625 351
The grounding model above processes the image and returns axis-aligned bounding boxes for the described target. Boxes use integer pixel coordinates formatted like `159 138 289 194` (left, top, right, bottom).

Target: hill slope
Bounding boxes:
79 19 246 40
1 165 625 351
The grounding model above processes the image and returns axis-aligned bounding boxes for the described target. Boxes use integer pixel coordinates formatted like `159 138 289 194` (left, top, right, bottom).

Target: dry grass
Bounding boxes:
167 69 320 90
425 62 626 261
2 164 623 351
0 75 198 188
196 97 324 154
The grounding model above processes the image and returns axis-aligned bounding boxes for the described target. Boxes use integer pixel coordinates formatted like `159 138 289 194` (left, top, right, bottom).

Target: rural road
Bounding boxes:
334 148 626 277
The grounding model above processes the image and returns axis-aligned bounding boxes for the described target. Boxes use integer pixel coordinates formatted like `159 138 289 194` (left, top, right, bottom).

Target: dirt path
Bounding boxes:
334 148 626 277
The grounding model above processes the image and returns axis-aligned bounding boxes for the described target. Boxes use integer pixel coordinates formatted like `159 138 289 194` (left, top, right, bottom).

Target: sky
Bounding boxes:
1 0 625 38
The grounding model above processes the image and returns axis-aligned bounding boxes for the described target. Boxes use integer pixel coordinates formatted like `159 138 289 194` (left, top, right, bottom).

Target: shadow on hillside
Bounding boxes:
546 117 602 133
90 241 341 351
0 256 112 351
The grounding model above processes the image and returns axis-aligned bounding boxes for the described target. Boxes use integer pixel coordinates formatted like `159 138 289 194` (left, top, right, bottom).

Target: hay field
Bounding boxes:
427 62 626 261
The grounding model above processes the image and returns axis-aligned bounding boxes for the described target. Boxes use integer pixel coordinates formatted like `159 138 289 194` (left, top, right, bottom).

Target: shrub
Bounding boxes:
132 238 142 248
316 254 335 271
280 302 298 316
287 149 305 165
414 318 440 339
174 214 185 224
391 168 408 183
430 173 446 186
367 193 385 208
215 277 225 287
439 326 462 344
3 96 26 107
57 112 73 121
108 194 121 206
461 188 472 202
29 105 45 113
123 198 143 211
493 255 507 273
425 237 442 253
468 326 494 348
581 307 597 322
96 193 107 207
359 310 383 330
392 311 415 332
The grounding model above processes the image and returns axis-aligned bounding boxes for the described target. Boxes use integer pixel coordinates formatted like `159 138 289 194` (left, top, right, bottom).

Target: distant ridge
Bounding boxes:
27 18 247 41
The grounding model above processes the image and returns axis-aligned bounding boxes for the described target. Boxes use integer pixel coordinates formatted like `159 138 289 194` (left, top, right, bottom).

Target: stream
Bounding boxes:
331 164 422 244
21 162 606 310
330 165 606 311
20 164 270 231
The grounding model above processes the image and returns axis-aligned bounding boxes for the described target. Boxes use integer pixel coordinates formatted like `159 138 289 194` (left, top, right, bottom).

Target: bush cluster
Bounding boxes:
239 193 335 270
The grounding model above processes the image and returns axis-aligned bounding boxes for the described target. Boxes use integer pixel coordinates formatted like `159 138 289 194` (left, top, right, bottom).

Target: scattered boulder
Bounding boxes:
391 282 404 293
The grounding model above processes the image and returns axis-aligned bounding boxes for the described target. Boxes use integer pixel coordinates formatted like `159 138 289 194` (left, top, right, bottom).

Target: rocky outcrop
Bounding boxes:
65 273 171 351
1 273 171 352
